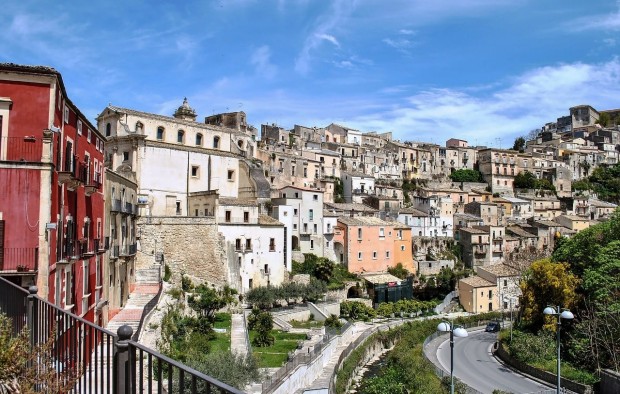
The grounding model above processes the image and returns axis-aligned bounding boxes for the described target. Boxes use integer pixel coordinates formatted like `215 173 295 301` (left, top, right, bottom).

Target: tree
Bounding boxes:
188 284 237 322
512 137 526 153
449 169 483 183
519 259 580 331
314 258 335 282
185 351 261 390
0 314 79 393
387 263 410 279
251 310 274 347
514 171 537 189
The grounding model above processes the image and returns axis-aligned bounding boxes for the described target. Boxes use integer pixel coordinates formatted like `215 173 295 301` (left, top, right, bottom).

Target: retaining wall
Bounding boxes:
494 342 593 394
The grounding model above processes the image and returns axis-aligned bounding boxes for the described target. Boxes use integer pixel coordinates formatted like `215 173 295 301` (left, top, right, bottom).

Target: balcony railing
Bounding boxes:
123 201 133 214
1 136 43 162
110 245 119 259
128 243 137 255
0 277 242 394
0 247 39 272
111 199 122 212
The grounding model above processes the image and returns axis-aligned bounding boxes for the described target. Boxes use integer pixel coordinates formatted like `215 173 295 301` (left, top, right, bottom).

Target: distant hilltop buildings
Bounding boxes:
1 62 619 328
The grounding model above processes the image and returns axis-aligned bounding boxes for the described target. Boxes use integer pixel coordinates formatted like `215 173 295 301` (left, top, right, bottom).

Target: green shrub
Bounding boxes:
181 275 194 292
163 264 172 282
340 301 376 321
324 314 343 329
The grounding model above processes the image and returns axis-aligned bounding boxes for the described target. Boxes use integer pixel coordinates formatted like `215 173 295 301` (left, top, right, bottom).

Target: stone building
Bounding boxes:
97 99 261 217
103 169 138 323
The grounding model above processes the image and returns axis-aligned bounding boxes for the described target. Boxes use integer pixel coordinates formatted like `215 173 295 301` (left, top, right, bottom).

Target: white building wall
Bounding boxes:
218 224 285 293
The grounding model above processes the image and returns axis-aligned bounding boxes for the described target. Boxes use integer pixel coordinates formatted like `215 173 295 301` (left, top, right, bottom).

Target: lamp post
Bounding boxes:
543 306 574 394
437 321 468 394
502 296 515 342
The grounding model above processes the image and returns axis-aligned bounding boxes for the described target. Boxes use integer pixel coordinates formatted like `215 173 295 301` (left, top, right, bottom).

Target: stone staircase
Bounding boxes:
136 265 161 283
105 264 162 340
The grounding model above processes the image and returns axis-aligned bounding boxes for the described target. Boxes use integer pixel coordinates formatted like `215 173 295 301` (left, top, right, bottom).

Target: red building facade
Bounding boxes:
0 64 106 324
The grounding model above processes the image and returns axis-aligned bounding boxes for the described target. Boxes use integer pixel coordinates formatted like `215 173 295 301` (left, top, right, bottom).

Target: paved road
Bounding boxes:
436 329 551 394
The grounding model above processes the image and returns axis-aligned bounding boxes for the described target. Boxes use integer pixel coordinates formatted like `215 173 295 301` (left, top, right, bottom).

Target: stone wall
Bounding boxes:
600 369 620 394
136 216 229 287
411 236 455 261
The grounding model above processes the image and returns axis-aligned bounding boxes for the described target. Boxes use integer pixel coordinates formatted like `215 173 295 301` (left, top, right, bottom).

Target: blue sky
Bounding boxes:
2 0 620 146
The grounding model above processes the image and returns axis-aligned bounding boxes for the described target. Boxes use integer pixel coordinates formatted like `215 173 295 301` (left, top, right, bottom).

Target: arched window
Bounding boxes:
196 133 203 146
156 127 165 140
238 140 244 149
213 136 220 149
177 130 185 143
105 123 111 137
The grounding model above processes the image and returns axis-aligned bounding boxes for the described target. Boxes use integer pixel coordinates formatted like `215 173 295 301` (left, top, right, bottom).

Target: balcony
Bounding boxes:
58 154 80 188
110 245 119 259
1 136 43 162
0 247 39 273
62 240 78 261
126 243 137 256
260 268 270 277
80 239 95 258
123 201 133 215
111 199 122 212
474 245 488 255
85 171 102 196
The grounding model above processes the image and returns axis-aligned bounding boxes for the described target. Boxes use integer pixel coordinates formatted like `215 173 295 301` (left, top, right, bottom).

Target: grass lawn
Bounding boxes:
289 319 324 329
249 330 307 368
209 313 231 353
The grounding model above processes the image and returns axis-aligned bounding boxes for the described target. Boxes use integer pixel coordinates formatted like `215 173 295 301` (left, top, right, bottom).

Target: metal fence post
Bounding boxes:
114 325 134 394
26 286 38 349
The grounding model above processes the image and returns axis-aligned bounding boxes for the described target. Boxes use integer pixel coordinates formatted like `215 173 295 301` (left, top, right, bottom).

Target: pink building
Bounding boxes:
334 216 400 273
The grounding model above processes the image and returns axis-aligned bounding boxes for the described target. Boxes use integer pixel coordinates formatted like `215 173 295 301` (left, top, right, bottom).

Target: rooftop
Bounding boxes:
460 275 495 288
338 216 391 227
362 272 403 284
478 264 520 277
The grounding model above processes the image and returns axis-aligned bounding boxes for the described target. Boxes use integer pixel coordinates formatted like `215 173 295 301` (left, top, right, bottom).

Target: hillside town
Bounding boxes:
1 63 620 392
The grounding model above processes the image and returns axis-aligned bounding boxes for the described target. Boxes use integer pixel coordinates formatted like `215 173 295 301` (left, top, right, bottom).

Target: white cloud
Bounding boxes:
383 38 413 52
568 1 620 32
295 0 357 74
251 45 277 79
345 59 620 145
316 33 340 47
399 29 416 35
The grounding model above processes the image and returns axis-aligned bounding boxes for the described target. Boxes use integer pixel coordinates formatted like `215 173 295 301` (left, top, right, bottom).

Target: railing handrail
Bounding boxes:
128 341 246 393
0 275 29 294
33 290 117 337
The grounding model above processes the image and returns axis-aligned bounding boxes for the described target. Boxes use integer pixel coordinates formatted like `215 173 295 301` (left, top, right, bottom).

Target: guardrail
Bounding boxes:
262 322 354 394
0 276 244 394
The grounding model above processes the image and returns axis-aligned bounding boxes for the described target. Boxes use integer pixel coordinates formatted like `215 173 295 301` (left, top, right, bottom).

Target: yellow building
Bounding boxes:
458 275 499 313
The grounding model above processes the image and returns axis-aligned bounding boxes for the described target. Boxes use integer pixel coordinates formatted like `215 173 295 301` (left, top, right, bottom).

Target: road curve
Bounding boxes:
436 329 551 394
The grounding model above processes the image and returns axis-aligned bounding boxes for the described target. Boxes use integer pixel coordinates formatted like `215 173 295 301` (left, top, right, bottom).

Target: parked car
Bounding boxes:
485 321 500 332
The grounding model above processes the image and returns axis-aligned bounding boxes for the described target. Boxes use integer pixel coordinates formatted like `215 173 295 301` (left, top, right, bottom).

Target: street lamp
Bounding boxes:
437 321 468 394
502 296 516 342
543 306 574 394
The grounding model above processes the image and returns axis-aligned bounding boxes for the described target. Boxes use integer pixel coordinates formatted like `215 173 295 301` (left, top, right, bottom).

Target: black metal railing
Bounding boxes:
111 199 122 212
0 276 245 394
0 276 28 336
64 239 76 259
111 245 119 259
128 243 137 255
